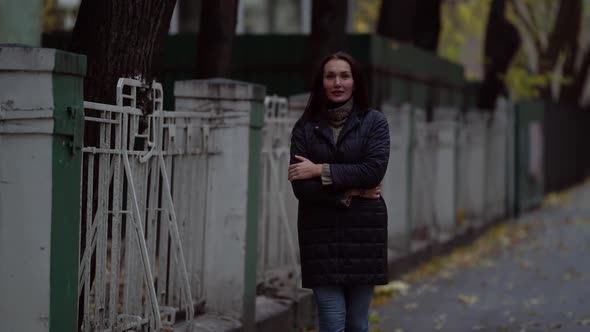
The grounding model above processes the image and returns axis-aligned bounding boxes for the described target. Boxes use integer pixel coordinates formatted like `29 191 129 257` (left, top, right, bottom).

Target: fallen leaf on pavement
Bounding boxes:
523 296 544 307
403 302 418 311
562 311 574 318
519 259 534 269
457 294 479 306
434 314 447 330
369 311 380 324
374 280 410 297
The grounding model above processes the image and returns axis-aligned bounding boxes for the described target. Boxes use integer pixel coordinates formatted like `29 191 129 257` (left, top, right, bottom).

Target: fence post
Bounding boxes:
0 46 86 332
514 101 545 214
432 108 458 237
381 103 412 253
174 78 265 330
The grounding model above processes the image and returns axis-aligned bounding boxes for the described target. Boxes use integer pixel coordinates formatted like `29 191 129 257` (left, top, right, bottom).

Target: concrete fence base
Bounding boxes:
0 46 86 332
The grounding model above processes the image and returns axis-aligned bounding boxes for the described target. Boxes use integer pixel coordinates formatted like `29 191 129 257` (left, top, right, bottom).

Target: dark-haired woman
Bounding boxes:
288 51 390 332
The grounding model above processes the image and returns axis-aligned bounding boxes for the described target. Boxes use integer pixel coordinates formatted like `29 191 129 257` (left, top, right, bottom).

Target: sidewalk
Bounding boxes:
370 181 590 332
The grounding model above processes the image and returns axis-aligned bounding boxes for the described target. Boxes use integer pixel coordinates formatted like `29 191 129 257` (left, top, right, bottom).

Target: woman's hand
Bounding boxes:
288 155 322 181
360 184 382 199
346 184 382 200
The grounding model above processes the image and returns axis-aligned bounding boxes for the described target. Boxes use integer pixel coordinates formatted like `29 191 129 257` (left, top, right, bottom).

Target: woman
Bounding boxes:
288 51 390 332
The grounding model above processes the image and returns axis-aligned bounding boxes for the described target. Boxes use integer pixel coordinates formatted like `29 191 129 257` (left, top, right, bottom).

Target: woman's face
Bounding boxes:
323 59 354 104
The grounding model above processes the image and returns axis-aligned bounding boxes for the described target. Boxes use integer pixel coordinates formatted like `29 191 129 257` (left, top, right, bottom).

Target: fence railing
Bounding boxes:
79 79 232 331
78 77 267 331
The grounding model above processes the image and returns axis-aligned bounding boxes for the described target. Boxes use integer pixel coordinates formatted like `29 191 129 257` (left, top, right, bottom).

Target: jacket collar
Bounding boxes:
311 105 362 147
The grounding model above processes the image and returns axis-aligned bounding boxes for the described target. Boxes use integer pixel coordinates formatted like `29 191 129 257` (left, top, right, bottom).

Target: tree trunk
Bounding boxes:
69 0 176 325
267 0 277 33
561 48 590 106
70 0 176 106
377 0 417 44
539 0 581 75
195 0 239 78
538 0 581 100
309 0 348 85
377 0 441 52
70 0 176 148
412 0 442 52
178 0 201 33
478 0 520 110
550 0 582 104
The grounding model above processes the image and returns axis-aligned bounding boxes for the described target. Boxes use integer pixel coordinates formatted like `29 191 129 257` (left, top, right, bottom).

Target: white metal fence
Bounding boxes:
78 79 226 331
381 102 510 253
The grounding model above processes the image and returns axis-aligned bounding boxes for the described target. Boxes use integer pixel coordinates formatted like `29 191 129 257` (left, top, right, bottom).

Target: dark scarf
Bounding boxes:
325 97 353 128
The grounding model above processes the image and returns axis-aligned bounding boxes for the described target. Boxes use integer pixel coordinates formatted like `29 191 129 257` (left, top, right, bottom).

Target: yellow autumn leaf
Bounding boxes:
371 295 390 306
404 302 418 311
457 294 479 306
374 280 410 297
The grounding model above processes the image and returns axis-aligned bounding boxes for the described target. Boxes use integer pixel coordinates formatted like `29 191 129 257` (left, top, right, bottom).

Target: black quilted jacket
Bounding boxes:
290 106 390 288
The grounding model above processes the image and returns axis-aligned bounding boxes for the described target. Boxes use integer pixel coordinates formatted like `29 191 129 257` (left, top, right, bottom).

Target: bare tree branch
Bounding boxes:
478 0 520 110
523 0 547 47
509 0 543 53
542 0 581 73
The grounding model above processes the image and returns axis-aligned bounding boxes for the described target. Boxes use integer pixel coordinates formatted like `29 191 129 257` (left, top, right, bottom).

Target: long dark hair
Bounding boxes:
298 51 369 125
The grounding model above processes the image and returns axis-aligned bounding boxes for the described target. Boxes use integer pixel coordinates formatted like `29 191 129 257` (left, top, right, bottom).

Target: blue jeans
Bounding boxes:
312 285 374 332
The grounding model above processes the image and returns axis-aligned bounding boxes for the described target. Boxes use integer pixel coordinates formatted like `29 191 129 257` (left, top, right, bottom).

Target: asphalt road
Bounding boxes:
371 186 590 332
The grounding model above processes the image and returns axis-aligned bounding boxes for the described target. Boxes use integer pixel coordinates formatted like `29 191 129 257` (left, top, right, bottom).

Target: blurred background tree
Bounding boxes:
42 0 78 32
354 0 380 33
439 0 490 79
178 0 201 33
353 0 590 108
195 0 239 78
478 0 520 109
507 0 590 107
377 0 442 52
37 0 590 109
69 0 176 105
309 0 348 84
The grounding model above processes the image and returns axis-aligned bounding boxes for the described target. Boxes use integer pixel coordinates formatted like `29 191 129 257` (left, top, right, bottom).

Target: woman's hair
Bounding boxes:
297 51 369 124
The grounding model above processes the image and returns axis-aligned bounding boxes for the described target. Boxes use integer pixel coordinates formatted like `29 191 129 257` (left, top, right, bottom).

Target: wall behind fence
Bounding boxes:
43 33 468 113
